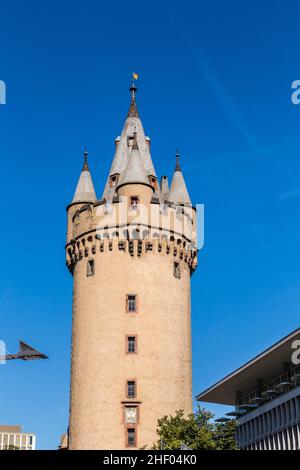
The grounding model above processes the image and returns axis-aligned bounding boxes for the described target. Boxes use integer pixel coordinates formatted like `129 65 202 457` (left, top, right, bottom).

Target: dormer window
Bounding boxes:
109 174 119 188
149 176 157 190
130 196 139 209
127 135 135 147
146 136 151 150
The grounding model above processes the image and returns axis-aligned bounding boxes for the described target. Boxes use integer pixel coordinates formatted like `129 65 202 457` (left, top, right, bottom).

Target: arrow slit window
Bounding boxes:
173 261 181 279
87 259 95 277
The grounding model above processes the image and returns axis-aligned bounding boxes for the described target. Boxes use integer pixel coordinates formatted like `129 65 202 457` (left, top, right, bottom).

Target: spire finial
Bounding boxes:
82 147 89 171
175 148 181 172
128 73 139 118
130 81 137 99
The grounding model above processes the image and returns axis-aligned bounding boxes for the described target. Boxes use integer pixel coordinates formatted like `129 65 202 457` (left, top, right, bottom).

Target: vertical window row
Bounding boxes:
87 259 95 276
125 294 139 447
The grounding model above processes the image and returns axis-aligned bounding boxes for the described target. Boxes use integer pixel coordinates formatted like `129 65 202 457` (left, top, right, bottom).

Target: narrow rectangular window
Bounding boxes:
87 259 95 277
173 261 181 279
126 428 136 447
127 380 136 398
127 295 137 312
127 336 136 353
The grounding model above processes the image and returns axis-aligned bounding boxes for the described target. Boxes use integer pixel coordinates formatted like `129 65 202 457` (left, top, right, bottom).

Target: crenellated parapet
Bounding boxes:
66 234 197 275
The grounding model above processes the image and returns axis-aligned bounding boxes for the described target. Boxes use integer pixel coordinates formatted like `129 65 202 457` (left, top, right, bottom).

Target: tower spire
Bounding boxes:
128 80 139 118
102 79 157 201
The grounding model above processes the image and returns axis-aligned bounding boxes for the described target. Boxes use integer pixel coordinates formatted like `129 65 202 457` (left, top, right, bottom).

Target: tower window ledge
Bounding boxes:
121 400 142 404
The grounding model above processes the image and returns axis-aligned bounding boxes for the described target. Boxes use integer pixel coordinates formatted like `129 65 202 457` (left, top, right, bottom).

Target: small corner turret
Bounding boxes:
66 149 97 245
168 150 191 205
71 148 96 204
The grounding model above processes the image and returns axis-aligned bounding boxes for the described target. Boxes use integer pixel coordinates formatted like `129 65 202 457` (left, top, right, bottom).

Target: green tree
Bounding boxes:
213 419 238 450
2 444 20 450
152 406 238 450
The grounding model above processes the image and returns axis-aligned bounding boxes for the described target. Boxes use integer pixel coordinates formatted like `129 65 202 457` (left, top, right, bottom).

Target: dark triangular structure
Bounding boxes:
17 340 48 360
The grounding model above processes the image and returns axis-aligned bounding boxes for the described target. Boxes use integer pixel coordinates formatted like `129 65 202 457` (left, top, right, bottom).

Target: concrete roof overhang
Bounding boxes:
196 327 300 406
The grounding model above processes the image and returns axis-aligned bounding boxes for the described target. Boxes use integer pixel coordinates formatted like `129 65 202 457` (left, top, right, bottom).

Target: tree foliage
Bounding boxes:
152 406 238 450
2 444 20 450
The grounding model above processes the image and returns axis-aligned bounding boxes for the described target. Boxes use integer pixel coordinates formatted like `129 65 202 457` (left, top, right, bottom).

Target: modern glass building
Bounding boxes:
197 328 300 450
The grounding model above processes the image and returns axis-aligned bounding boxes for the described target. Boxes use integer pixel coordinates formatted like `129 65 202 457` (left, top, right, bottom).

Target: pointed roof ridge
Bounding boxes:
72 150 97 203
117 141 152 189
127 82 139 118
168 151 191 205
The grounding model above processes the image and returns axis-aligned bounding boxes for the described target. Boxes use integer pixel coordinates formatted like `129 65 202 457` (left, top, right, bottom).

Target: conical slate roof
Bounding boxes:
72 150 96 203
102 84 156 200
168 151 191 205
117 134 150 188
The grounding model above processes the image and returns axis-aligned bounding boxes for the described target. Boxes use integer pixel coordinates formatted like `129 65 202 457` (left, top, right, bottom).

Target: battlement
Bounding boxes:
66 235 197 275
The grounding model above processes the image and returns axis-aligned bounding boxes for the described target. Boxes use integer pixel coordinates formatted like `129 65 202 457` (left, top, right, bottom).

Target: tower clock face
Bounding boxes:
125 407 137 423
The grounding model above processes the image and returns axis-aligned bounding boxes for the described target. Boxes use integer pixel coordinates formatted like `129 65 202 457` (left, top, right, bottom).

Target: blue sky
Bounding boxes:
1 0 300 449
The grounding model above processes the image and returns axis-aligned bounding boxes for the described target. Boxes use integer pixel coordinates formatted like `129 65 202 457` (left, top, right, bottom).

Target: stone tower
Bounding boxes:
66 83 198 450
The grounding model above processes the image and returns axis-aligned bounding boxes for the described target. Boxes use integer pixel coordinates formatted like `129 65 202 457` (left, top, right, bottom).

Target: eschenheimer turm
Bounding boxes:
65 81 198 449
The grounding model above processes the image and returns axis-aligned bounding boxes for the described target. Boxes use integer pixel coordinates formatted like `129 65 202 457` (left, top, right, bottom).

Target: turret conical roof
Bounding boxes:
168 151 191 205
117 133 151 188
72 149 96 203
